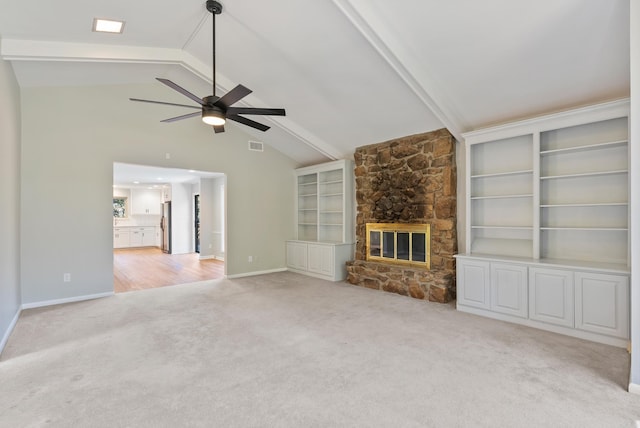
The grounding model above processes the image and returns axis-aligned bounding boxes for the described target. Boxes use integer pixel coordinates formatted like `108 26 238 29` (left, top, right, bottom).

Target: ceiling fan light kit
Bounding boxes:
130 0 285 133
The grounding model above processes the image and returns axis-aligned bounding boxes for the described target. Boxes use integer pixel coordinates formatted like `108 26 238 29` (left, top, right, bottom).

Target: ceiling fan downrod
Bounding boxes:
206 0 223 98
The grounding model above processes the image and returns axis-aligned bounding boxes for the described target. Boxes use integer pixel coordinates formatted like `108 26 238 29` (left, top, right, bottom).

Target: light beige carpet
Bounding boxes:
1 271 639 427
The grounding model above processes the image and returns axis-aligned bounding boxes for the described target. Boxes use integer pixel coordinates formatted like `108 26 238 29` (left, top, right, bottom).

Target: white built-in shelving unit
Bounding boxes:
287 159 355 281
456 100 630 347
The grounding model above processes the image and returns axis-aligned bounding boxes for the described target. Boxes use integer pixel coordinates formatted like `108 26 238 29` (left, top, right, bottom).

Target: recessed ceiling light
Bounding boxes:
92 18 125 34
133 181 140 184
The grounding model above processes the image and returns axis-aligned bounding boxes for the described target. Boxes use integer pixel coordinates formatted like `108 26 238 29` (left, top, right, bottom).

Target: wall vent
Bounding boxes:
248 141 264 152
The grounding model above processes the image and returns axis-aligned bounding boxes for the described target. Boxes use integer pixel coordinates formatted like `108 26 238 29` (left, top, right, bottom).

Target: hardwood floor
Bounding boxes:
113 247 224 293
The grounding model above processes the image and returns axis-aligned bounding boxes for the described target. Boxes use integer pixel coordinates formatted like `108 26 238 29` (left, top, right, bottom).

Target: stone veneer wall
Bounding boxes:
346 129 457 303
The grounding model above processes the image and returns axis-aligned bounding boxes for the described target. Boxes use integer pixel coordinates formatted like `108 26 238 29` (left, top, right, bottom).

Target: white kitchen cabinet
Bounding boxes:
141 227 156 246
113 228 130 248
491 262 528 319
286 241 354 281
131 188 162 215
456 259 490 309
113 227 159 248
129 229 143 247
162 186 172 202
129 227 157 247
529 267 574 328
575 272 629 339
455 255 629 347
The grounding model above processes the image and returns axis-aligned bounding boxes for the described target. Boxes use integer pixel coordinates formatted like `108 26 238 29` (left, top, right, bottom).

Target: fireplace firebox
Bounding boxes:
366 223 430 269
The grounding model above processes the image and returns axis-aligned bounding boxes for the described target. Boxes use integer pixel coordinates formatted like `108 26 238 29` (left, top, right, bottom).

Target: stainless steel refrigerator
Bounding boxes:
161 201 171 253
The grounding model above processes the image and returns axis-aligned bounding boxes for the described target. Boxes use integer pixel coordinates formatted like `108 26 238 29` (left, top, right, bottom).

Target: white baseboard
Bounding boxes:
225 268 287 279
199 255 224 261
457 303 629 348
22 291 114 310
629 382 640 395
0 307 21 356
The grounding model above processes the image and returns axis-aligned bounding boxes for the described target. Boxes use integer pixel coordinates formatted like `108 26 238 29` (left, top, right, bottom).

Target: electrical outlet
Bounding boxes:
209 244 212 249
63 273 71 282
248 256 253 263
165 152 171 159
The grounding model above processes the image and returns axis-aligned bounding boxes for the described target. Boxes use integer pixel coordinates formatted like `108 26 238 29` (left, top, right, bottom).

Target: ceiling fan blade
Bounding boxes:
215 84 252 108
226 107 286 116
228 114 270 132
156 78 205 106
160 111 201 123
129 98 200 109
213 125 225 134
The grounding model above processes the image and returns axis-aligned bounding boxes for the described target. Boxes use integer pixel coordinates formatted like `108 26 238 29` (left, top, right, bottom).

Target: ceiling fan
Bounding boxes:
130 0 285 133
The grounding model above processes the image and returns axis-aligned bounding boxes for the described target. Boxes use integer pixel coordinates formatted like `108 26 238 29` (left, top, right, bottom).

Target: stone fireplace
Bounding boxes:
346 129 457 303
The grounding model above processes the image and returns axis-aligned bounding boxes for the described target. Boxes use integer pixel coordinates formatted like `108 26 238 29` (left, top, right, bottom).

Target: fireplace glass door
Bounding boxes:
365 223 430 269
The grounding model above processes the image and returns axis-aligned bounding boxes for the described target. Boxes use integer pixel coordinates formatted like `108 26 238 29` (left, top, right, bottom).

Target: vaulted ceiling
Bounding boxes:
0 0 630 166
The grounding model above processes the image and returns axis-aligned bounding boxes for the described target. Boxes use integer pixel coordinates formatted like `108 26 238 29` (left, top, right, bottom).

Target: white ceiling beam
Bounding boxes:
1 38 343 161
331 0 466 142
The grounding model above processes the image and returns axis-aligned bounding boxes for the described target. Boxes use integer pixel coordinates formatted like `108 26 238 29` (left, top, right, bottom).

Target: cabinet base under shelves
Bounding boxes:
455 254 629 348
286 240 354 281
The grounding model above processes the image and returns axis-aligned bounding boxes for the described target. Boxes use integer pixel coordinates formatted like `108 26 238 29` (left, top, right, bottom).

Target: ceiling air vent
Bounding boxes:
248 141 264 152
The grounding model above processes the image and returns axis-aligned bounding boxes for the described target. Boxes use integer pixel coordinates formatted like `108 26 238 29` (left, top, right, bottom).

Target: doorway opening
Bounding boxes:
113 162 226 293
195 194 200 253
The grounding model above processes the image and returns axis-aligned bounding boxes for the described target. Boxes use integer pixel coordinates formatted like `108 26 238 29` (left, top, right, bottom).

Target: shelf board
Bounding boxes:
298 208 318 211
299 193 318 197
471 169 533 179
320 210 343 214
298 223 318 226
298 182 317 186
540 170 628 180
320 180 343 185
540 227 628 231
471 225 533 230
540 202 628 208
471 194 533 200
320 223 344 227
540 139 627 156
321 193 344 197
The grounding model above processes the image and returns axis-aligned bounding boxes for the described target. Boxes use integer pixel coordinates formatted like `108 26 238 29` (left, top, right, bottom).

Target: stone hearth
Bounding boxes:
346 129 457 303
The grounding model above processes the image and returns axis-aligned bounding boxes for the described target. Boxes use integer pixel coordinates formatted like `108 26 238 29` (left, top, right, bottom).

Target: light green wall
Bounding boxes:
20 83 296 305
0 53 22 349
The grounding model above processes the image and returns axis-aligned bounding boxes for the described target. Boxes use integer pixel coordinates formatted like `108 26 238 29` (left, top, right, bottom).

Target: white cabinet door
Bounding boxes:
457 259 490 309
131 189 162 215
114 229 130 248
141 227 156 246
286 242 308 271
491 263 528 318
529 267 574 328
130 229 143 247
575 272 629 339
308 243 334 277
